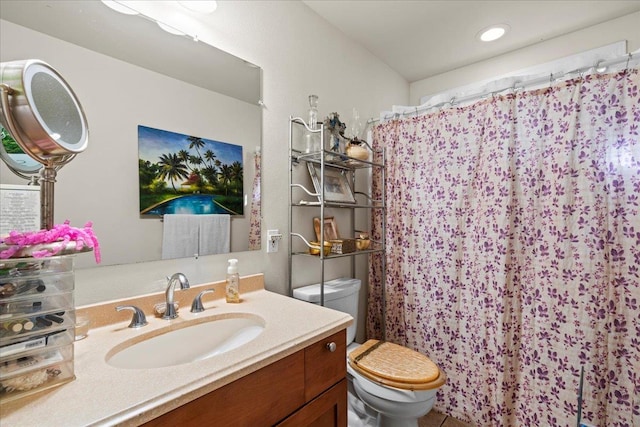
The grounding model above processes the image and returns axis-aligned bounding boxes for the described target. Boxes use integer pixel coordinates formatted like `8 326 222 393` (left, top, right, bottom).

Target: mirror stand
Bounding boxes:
0 60 88 230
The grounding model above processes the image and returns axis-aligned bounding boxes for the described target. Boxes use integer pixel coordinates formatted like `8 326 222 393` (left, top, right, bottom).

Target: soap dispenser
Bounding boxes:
225 259 240 303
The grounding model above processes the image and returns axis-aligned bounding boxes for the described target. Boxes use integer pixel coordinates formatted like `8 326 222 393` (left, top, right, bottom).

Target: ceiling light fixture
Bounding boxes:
178 1 218 14
100 0 139 15
156 21 186 36
477 24 510 42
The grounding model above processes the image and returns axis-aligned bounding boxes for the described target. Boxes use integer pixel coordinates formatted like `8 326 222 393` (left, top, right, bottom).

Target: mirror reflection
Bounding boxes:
0 0 263 269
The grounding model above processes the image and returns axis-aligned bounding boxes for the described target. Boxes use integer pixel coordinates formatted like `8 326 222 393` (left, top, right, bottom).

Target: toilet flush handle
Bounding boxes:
326 342 337 352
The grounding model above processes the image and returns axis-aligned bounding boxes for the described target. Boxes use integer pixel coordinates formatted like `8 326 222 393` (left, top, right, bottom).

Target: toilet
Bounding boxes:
293 278 446 427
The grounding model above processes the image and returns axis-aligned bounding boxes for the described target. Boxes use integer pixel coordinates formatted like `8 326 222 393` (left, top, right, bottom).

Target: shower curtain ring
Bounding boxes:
625 53 631 71
449 96 456 106
514 80 524 92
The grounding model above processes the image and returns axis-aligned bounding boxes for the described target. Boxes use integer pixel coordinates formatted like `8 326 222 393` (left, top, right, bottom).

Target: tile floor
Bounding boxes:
419 411 472 427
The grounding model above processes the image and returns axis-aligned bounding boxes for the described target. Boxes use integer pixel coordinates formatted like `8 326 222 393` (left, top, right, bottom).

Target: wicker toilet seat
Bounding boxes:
348 340 446 391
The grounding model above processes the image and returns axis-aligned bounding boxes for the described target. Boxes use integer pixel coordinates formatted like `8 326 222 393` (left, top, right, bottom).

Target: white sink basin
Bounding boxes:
106 314 265 369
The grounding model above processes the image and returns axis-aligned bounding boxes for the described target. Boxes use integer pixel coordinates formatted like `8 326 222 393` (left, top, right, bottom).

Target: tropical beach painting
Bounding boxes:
138 125 243 216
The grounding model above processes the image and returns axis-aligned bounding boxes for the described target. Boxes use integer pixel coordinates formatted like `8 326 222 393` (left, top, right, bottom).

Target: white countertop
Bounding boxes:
1 288 352 426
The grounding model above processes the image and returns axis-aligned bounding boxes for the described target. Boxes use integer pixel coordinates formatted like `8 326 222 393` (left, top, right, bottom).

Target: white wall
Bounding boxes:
410 11 640 105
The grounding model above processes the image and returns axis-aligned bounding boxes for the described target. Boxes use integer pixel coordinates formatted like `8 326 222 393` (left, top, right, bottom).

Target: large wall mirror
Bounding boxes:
0 0 262 269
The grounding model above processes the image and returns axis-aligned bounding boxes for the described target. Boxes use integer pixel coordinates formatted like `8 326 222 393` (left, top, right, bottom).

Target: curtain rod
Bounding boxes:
368 51 638 124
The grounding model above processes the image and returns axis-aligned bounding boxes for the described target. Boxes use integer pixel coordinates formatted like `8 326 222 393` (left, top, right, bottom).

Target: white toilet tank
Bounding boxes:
293 278 360 345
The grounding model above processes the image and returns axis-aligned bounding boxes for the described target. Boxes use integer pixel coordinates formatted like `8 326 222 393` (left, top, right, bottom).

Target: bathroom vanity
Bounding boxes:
0 274 351 426
143 329 347 426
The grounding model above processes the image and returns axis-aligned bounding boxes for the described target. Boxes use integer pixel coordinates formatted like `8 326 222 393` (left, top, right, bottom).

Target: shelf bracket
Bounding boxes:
290 183 319 198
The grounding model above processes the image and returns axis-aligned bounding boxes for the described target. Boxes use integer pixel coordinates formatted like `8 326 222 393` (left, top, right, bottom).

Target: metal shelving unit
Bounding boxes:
288 116 386 316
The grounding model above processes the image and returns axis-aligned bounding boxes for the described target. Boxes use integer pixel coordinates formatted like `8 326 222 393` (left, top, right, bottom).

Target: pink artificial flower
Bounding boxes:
0 220 101 263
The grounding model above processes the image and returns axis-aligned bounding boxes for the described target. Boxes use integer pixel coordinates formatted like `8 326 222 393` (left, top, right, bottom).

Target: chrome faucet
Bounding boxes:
163 273 190 320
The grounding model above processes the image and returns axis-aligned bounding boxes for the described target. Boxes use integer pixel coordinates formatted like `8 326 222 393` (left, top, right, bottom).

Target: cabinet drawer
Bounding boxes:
276 378 347 427
304 330 346 401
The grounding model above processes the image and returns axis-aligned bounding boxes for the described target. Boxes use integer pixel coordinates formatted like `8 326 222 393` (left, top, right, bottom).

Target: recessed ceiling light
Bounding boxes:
178 1 218 14
100 0 139 15
477 24 510 42
157 21 186 36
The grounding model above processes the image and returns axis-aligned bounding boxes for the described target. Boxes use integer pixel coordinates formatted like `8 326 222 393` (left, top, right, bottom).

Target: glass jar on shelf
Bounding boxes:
304 95 320 154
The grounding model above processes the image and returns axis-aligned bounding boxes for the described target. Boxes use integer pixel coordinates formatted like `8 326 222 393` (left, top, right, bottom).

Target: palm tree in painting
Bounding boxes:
157 153 189 193
202 165 218 187
187 136 206 164
230 161 243 194
177 149 192 171
230 161 243 179
204 150 217 168
190 155 203 170
220 164 233 195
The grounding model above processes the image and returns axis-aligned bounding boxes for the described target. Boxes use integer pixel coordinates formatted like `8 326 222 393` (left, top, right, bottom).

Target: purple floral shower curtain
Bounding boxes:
368 69 639 426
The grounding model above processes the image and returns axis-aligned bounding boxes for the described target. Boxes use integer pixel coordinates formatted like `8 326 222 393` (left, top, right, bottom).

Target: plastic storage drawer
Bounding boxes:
0 255 75 403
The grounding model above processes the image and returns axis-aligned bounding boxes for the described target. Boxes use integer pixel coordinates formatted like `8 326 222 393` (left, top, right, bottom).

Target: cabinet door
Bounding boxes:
275 379 347 427
142 351 305 427
304 330 346 401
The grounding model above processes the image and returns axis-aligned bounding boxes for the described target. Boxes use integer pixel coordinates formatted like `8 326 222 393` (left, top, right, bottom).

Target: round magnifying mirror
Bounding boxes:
0 59 88 165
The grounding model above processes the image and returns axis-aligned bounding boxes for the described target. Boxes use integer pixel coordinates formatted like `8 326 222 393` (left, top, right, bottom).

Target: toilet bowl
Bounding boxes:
348 340 446 427
293 278 446 427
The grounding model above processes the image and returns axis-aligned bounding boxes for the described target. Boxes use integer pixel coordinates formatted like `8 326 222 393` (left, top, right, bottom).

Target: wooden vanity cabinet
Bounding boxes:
276 379 347 427
142 329 346 427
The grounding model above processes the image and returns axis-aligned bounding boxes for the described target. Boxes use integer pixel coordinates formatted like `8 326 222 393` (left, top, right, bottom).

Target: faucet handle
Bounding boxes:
116 305 148 328
191 289 215 313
